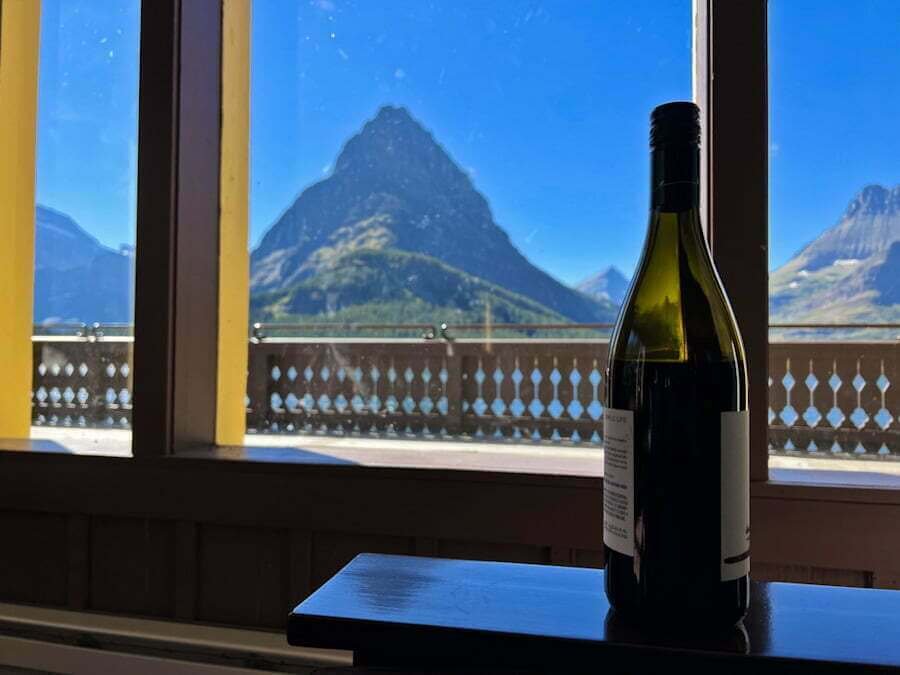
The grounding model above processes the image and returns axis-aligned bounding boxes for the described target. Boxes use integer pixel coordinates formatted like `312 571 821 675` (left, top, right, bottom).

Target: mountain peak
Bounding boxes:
577 265 627 285
250 106 617 323
576 265 631 306
776 183 900 273
358 105 421 139
844 184 900 218
372 104 415 124
333 105 459 184
600 265 627 279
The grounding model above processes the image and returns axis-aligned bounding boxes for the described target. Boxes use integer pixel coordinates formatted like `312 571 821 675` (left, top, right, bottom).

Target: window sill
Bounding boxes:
763 455 900 497
212 433 603 477
5 428 899 499
3 427 603 489
23 427 132 457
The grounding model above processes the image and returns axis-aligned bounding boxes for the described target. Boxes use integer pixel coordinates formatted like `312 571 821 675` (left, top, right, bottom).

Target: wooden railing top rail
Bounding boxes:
30 321 900 345
31 336 898 350
441 322 615 331
32 335 135 343
251 322 437 341
769 323 900 329
250 338 612 347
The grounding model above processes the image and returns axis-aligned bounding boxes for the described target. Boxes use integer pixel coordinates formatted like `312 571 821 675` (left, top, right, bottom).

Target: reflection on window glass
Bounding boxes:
32 0 139 441
768 0 898 466
246 0 691 443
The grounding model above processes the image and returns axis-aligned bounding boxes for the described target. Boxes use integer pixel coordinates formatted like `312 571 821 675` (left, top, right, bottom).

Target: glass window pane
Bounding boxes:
246 1 691 455
769 0 898 471
32 0 140 453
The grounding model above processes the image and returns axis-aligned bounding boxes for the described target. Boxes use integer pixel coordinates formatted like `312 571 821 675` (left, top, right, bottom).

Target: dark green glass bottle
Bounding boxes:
603 102 750 628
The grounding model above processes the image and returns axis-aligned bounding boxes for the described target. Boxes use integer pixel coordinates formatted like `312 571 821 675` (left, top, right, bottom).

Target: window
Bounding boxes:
30 0 140 447
246 0 692 451
2 0 899 631
767 0 898 474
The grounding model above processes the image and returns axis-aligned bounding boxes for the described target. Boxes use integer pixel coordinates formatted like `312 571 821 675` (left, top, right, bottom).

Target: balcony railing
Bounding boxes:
32 333 134 428
30 324 899 458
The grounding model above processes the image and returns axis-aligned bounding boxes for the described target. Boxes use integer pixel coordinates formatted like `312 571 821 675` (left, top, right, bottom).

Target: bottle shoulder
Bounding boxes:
609 211 745 365
609 299 744 365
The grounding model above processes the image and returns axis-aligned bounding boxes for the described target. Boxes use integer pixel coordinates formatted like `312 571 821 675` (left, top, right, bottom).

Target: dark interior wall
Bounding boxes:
0 451 895 629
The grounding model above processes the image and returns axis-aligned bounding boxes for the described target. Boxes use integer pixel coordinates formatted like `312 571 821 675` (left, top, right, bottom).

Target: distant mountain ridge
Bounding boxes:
576 266 630 306
250 105 616 324
786 184 900 271
769 184 900 325
31 128 897 330
34 205 133 324
574 184 898 327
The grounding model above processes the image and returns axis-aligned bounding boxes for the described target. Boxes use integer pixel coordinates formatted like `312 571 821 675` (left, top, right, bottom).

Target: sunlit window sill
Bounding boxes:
761 455 900 499
230 432 605 477
8 427 132 457
7 428 900 497
769 455 900 484
18 427 604 484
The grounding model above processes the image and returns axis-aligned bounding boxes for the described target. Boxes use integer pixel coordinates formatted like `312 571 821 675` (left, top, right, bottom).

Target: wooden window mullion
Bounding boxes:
696 0 769 482
133 0 223 456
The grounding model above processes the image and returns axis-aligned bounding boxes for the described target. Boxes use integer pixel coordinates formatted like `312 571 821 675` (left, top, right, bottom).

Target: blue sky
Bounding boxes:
36 0 139 253
34 0 900 284
769 1 900 267
250 0 690 283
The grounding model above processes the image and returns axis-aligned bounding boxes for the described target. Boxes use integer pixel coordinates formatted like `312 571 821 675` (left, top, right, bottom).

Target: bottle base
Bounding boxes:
604 552 750 634
604 607 751 653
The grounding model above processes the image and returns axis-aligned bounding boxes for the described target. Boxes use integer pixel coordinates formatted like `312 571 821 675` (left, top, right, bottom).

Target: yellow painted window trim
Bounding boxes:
0 0 41 439
216 0 251 445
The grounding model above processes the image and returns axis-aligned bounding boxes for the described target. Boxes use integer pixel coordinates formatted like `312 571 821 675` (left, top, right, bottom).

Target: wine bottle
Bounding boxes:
603 102 750 628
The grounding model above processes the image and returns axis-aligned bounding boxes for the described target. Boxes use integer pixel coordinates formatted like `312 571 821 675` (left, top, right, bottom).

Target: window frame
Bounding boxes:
132 0 225 455
694 0 769 483
0 0 40 440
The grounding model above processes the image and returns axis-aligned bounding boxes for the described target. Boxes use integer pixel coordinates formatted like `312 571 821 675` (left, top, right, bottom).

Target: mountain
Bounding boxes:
782 185 900 271
250 105 615 324
251 248 570 326
34 205 133 324
576 265 630 306
872 241 900 305
770 184 900 326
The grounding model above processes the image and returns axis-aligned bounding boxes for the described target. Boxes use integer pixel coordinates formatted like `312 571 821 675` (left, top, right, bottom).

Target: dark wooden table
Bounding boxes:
288 553 900 673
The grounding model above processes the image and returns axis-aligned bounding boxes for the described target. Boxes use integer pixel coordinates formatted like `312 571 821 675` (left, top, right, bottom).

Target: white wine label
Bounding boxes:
603 408 634 557
721 410 750 581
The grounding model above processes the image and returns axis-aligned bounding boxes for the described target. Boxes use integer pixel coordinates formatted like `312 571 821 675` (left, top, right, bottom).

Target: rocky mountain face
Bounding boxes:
872 241 900 305
770 184 899 325
251 248 572 326
576 266 630 306
790 185 900 270
250 105 615 324
34 205 133 324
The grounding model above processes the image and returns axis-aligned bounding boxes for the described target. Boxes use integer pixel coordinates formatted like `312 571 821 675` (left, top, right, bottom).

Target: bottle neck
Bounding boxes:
650 142 700 212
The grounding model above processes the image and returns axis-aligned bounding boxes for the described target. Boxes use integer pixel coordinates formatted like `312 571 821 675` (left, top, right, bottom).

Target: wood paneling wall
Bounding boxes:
0 512 67 606
0 451 897 630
